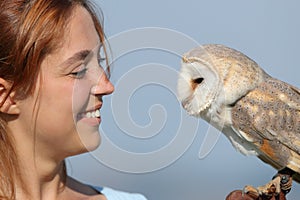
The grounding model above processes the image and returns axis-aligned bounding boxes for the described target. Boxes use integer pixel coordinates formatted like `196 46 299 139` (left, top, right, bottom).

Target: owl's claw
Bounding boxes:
243 174 292 199
243 176 280 198
242 185 259 199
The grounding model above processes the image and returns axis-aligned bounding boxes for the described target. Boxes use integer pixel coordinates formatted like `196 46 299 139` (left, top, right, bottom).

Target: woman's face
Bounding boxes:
17 6 114 159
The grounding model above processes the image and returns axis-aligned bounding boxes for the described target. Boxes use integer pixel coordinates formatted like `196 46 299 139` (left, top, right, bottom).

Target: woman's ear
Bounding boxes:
0 78 20 114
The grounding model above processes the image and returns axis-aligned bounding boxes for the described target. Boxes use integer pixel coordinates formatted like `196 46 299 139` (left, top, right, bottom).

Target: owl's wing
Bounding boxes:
231 77 300 175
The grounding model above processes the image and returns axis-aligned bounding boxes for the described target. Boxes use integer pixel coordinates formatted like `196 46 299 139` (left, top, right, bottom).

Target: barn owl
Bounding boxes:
177 44 300 198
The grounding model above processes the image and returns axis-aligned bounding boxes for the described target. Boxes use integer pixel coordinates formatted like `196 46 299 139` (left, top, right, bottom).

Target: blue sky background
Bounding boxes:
67 1 300 199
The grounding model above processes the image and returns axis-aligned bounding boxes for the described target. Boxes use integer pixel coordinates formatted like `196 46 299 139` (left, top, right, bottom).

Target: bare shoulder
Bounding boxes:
65 176 107 200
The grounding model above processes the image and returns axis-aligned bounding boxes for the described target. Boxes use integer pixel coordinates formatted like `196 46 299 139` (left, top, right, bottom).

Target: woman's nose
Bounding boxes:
91 73 114 96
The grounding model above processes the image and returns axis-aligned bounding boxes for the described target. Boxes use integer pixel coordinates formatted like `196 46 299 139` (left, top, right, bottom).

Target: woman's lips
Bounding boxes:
77 109 101 126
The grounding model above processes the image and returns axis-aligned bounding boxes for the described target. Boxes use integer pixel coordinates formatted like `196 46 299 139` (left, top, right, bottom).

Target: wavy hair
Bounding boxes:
0 0 107 199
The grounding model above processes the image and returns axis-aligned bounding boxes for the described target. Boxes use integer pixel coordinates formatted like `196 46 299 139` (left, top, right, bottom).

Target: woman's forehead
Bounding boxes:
42 6 101 71
60 6 100 59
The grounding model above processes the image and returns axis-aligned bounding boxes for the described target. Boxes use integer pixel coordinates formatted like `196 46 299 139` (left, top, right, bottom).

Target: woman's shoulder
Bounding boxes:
93 186 148 200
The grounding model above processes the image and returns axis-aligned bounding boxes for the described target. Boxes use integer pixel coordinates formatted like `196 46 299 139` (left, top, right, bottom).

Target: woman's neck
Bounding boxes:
15 157 66 200
7 117 67 199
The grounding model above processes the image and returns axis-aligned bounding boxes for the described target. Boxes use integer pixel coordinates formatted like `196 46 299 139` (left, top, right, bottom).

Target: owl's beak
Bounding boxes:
182 56 189 63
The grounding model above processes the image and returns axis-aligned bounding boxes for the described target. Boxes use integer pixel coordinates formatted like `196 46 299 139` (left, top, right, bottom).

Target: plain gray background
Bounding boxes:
67 0 300 199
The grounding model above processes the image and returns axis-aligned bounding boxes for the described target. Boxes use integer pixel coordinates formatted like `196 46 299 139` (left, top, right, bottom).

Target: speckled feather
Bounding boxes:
232 77 300 181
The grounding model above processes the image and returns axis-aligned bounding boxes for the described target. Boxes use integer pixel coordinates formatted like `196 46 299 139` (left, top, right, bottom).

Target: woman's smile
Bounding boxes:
77 104 102 126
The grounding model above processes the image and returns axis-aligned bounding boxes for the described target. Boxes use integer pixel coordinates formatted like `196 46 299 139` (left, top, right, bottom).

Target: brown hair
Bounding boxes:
0 0 107 199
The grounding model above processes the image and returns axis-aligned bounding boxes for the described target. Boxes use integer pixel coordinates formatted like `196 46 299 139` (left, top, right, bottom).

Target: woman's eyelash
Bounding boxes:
70 68 88 78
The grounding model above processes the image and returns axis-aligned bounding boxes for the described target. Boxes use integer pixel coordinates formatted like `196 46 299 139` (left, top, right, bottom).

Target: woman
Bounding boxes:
0 0 147 199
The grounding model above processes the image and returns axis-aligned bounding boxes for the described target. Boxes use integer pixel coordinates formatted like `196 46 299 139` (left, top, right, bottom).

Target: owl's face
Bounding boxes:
177 44 265 117
177 48 221 116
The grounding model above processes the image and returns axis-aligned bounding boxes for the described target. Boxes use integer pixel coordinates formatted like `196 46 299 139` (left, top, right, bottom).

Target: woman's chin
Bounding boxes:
75 122 102 153
79 131 101 152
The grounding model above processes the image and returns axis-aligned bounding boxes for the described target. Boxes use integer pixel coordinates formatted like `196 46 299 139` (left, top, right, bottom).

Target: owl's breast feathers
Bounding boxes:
231 77 300 181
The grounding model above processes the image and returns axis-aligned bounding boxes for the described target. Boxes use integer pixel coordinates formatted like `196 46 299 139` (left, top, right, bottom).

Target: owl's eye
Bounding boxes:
191 77 204 90
193 77 204 84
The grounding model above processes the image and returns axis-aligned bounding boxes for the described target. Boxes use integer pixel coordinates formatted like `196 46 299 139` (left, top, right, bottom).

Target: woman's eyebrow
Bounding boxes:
62 49 92 67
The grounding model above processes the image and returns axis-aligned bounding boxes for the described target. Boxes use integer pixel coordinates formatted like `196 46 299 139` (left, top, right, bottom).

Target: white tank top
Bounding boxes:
93 186 148 200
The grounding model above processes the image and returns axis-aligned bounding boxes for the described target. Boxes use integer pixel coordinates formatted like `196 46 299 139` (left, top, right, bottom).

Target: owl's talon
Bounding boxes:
243 185 259 199
242 174 292 199
243 176 281 198
259 176 281 197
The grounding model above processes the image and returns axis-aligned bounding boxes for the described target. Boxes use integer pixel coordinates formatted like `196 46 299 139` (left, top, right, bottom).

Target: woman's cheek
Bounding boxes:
72 79 92 113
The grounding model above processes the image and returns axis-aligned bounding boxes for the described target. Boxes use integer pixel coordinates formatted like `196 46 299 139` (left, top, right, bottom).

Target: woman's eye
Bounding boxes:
70 68 88 79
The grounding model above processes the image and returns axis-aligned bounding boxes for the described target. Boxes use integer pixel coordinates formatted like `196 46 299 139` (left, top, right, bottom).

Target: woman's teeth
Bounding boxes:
85 110 100 118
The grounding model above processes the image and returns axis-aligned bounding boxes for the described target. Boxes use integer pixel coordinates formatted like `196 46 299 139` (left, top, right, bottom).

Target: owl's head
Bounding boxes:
177 44 265 117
